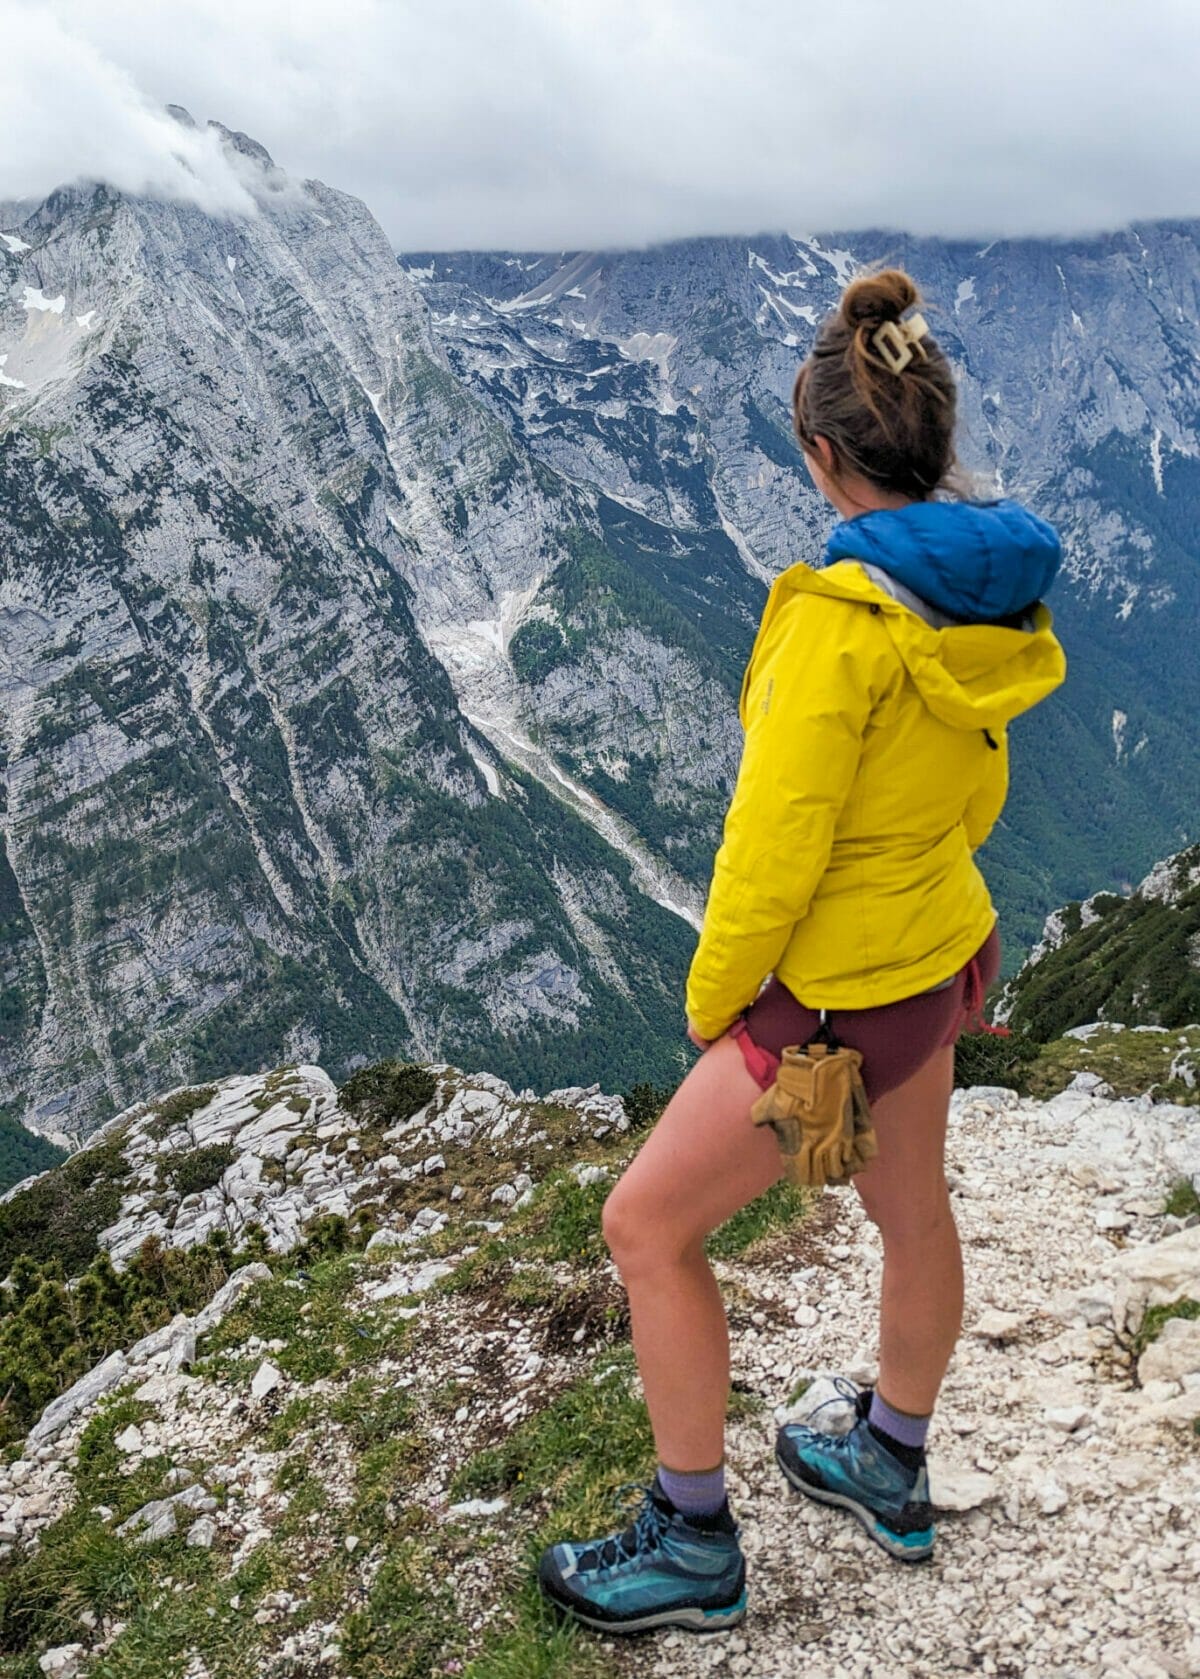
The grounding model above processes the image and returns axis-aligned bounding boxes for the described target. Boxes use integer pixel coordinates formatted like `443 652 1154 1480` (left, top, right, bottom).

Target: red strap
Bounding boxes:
728 1017 782 1087
961 956 987 1032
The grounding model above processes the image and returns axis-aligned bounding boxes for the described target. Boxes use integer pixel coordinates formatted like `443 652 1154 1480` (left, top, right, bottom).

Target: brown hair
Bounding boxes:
792 265 969 500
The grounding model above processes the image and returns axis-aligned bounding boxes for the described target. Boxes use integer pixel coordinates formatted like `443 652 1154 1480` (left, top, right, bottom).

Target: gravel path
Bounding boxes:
633 1084 1200 1679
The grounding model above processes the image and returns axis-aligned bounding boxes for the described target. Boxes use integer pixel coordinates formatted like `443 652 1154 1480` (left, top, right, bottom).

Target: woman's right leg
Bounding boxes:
850 1040 961 1415
601 1032 784 1473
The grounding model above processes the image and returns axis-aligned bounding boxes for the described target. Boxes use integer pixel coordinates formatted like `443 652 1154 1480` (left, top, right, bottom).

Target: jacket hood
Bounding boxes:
773 501 1068 732
823 497 1063 622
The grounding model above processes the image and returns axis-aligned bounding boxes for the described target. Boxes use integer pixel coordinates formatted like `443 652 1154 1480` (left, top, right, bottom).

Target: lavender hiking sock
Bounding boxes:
656 1459 727 1519
867 1391 930 1471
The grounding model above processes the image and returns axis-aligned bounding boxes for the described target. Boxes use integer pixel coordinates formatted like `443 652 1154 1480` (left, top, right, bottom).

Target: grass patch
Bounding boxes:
446 1345 660 1676
449 1345 651 1506
1164 1177 1200 1220
0 1390 216 1665
196 1251 409 1385
706 1179 813 1260
1023 1026 1200 1108
338 1536 458 1679
1135 1297 1200 1359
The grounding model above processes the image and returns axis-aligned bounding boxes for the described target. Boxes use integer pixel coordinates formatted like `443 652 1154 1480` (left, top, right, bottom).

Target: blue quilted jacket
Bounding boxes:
823 496 1062 622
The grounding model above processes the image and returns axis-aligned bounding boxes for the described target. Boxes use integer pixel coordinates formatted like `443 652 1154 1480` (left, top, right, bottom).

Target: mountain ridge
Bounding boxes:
3 123 1198 1142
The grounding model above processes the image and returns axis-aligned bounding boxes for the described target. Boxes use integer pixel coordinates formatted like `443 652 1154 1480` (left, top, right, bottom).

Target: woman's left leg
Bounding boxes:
538 1035 771 1634
600 1032 783 1472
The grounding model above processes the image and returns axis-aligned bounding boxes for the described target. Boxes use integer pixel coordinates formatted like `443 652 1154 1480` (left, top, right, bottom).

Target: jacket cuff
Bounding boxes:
687 1004 739 1043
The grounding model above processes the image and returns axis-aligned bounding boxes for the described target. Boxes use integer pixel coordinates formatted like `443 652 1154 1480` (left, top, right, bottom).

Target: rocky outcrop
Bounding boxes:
995 843 1200 1041
0 1062 1197 1675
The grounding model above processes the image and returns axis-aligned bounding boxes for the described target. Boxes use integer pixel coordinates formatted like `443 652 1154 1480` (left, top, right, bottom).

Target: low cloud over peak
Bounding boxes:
3 1 1199 250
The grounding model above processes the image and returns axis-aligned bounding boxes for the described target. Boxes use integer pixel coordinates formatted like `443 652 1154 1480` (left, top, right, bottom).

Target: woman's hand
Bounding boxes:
686 1020 712 1052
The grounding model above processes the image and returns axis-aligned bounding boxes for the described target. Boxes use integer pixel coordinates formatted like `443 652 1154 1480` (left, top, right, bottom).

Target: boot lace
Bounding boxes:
582 1481 673 1570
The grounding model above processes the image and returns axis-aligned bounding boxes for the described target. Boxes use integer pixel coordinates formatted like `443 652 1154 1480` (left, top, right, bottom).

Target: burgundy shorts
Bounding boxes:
728 922 1002 1105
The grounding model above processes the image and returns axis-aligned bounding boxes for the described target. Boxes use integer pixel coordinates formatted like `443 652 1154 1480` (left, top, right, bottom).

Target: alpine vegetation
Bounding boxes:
0 1050 1196 1676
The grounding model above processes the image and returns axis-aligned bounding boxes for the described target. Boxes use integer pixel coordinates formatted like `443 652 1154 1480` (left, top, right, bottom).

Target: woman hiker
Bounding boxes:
537 267 1068 1635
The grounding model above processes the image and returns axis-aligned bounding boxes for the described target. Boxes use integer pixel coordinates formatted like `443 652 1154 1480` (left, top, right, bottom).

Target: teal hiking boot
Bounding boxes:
776 1380 935 1562
538 1474 748 1635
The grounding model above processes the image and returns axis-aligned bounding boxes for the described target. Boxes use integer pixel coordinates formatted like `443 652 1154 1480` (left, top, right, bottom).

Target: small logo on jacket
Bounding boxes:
761 677 774 716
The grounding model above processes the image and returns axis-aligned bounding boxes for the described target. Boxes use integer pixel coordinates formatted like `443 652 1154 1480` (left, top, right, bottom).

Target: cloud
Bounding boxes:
1 5 260 217
2 0 1199 249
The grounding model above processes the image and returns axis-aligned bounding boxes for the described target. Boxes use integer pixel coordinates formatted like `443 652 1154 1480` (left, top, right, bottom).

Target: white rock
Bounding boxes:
114 1424 144 1454
446 1495 508 1518
1037 1478 1069 1514
250 1361 283 1400
167 1331 196 1372
133 1371 192 1404
1045 1405 1092 1433
39 1647 86 1678
783 1376 859 1433
116 1497 178 1543
971 1309 1024 1341
186 1515 217 1548
27 1350 129 1448
1137 1316 1200 1385
1112 1228 1200 1334
571 1164 612 1187
1067 1070 1115 1096
927 1462 998 1511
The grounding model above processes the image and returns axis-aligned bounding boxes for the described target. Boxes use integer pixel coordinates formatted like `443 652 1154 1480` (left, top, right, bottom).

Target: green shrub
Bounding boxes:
953 1028 1040 1093
621 1082 673 1130
338 1062 437 1130
166 1143 235 1199
0 1230 238 1449
0 1125 135 1277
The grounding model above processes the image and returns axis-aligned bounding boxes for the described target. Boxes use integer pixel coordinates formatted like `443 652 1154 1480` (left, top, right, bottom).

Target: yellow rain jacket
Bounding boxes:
685 557 1068 1042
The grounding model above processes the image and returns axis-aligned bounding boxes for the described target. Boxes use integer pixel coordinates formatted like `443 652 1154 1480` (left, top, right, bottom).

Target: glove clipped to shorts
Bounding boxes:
749 1040 877 1188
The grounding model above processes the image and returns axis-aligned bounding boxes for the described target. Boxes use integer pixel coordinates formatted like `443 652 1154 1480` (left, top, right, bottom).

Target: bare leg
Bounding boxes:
852 1042 961 1414
601 1034 784 1471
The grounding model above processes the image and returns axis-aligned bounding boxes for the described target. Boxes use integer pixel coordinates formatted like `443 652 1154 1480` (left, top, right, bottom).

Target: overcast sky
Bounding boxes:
3 0 1199 251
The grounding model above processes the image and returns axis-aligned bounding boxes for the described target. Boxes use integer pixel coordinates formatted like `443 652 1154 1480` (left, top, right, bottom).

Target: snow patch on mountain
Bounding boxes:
1150 426 1164 494
21 287 65 314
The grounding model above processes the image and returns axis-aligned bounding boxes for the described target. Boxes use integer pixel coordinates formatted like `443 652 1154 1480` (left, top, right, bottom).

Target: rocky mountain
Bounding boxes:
3 115 1199 1144
0 120 718 1144
0 1056 1197 1677
406 227 1200 955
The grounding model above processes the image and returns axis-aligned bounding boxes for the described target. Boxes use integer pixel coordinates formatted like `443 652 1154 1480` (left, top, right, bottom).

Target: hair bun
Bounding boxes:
840 268 920 332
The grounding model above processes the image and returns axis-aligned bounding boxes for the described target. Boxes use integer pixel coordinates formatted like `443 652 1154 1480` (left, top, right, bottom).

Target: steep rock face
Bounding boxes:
4 124 1200 1141
0 127 714 1139
995 843 1200 1037
409 225 1200 954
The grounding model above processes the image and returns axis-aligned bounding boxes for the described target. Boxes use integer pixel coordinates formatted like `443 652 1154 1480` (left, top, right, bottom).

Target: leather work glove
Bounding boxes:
750 1041 877 1189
